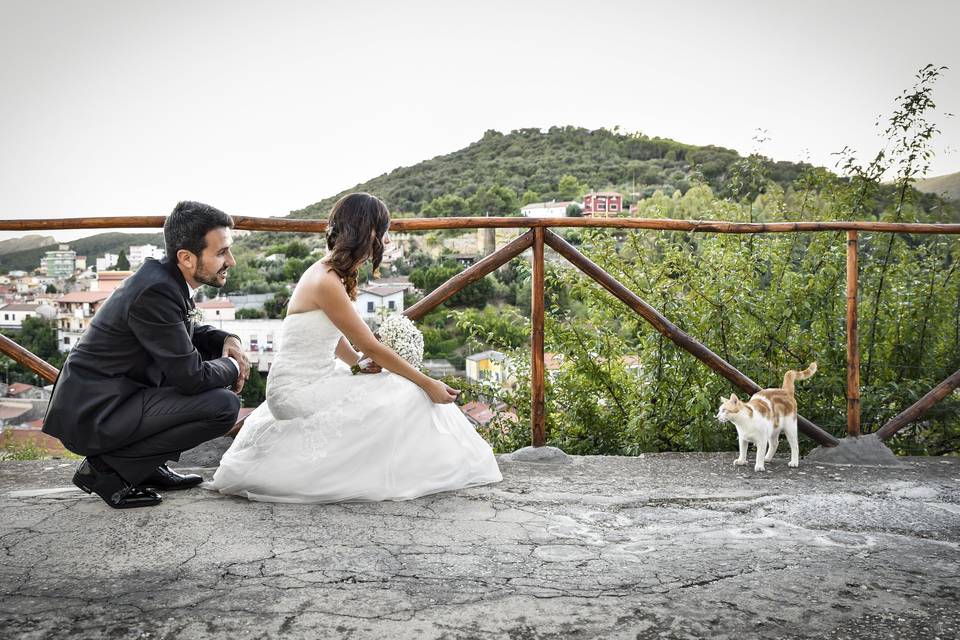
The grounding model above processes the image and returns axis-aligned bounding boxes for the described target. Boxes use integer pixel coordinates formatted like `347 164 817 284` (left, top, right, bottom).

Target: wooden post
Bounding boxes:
543 230 840 447
846 231 861 437
404 231 533 322
875 368 960 440
531 227 546 447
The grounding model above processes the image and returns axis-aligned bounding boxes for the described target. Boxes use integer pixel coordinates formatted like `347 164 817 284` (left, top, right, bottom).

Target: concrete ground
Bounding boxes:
1 441 958 639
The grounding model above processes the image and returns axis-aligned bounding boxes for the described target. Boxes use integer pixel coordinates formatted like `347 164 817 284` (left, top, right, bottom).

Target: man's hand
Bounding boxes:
222 336 250 394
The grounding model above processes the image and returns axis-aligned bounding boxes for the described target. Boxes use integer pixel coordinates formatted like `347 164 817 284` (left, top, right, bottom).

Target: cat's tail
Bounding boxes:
782 361 817 394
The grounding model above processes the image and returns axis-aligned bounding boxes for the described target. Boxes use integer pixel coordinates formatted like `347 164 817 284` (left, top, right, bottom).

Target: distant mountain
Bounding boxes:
0 232 164 273
0 235 57 256
913 171 960 202
291 127 813 218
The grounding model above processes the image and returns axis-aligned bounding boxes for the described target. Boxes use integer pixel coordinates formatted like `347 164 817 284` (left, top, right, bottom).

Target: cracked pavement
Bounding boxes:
1 444 958 639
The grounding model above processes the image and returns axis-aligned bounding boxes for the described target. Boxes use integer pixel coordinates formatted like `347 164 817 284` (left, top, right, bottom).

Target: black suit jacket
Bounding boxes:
43 257 238 454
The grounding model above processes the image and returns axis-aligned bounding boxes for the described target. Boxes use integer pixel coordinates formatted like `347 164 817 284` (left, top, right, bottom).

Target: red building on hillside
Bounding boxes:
582 192 623 218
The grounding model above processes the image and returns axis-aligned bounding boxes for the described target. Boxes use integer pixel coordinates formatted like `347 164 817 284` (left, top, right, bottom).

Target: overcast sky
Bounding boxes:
1 0 958 241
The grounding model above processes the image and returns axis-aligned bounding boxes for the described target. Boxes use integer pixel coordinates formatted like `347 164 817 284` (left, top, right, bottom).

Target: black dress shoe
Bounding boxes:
139 464 203 490
73 459 162 509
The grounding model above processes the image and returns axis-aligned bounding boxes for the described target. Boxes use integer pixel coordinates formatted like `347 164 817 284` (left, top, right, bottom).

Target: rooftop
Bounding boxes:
521 200 575 209
197 298 235 309
1 447 957 639
97 271 133 281
5 383 36 396
0 401 31 420
357 285 407 297
466 349 506 362
55 291 111 304
0 303 39 312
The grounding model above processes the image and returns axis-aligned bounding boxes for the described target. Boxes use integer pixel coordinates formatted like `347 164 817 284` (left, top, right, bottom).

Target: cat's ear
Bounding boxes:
729 393 738 403
719 395 728 403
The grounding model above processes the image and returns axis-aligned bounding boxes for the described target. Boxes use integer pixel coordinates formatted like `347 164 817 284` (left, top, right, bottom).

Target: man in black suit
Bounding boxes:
44 201 251 508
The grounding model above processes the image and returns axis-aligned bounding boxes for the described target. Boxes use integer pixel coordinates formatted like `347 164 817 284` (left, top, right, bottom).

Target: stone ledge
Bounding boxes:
1 452 958 639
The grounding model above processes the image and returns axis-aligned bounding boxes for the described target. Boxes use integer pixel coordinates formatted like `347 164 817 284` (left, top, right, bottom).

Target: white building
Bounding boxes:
55 291 111 351
198 318 284 372
365 277 414 293
520 201 574 218
355 285 405 327
128 244 165 268
96 253 119 272
382 241 405 263
196 298 236 322
0 303 40 330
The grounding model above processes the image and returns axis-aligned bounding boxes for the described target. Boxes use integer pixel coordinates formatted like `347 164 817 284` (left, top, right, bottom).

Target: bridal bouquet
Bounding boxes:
376 314 424 370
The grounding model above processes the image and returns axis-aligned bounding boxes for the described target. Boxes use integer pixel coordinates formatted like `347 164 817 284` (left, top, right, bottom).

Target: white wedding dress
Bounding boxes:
208 309 502 503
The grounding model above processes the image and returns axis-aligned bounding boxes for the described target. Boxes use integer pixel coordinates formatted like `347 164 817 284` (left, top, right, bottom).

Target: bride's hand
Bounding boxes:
425 379 460 404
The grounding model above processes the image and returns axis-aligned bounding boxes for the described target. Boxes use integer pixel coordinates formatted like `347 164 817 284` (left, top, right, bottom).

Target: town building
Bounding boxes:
196 298 236 322
228 293 273 312
356 285 405 327
91 271 133 293
96 253 119 272
0 303 40 330
365 277 415 294
197 318 285 372
422 359 457 378
55 290 111 351
128 244 165 268
582 192 623 218
520 201 574 218
465 350 508 384
40 245 77 278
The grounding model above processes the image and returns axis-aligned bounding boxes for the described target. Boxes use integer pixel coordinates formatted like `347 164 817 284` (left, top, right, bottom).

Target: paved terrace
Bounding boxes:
1 442 958 639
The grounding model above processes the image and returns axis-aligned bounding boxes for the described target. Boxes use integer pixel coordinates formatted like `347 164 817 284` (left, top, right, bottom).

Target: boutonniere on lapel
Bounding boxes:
186 307 204 324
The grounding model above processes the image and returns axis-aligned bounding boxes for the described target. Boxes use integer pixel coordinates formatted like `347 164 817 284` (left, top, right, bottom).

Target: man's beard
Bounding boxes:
193 261 228 288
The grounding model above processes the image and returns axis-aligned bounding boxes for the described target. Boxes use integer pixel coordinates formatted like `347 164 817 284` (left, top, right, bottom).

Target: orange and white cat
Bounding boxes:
715 362 817 471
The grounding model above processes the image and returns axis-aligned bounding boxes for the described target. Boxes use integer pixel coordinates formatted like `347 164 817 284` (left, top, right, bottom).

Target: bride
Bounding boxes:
209 193 502 502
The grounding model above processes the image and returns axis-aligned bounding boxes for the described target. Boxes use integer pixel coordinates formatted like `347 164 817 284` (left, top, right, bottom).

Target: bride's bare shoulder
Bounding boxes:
288 260 348 314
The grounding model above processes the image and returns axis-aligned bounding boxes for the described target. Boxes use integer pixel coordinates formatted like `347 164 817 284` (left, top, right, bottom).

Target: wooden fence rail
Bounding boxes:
2 215 959 455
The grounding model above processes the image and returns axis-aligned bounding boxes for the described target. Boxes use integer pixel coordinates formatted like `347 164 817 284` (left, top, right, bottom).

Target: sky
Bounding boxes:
1 0 958 242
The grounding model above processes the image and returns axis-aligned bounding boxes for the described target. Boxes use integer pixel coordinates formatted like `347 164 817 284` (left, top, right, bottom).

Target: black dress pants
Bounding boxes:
97 386 241 485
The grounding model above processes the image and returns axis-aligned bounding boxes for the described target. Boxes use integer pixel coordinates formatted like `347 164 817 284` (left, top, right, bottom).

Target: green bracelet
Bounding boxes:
350 363 362 375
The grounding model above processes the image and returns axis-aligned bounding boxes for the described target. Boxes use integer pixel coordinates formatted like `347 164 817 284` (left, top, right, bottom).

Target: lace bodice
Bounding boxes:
265 309 344 420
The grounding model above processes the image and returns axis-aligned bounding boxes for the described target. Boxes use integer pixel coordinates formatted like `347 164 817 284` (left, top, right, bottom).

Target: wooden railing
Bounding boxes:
3 215 960 452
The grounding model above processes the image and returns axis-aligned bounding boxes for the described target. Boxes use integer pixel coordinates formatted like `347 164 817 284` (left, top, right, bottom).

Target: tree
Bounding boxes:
115 250 130 271
45 284 58 294
283 258 309 282
284 240 311 259
467 186 518 216
409 263 494 307
241 367 266 406
566 203 583 217
16 317 59 362
421 194 469 218
264 291 290 319
521 190 541 206
236 307 267 319
557 174 584 200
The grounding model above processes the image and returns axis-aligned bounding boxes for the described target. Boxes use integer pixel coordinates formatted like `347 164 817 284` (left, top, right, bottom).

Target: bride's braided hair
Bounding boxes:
325 193 391 300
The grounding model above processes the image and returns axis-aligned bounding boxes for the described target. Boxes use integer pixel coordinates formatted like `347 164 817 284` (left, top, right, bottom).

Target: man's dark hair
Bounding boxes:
163 201 234 261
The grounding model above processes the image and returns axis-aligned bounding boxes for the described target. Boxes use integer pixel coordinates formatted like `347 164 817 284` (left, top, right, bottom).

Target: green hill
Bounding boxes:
913 171 960 202
0 232 164 273
291 127 813 218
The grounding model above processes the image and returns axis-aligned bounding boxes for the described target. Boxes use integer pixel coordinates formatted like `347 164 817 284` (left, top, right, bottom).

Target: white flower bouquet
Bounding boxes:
376 314 424 370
